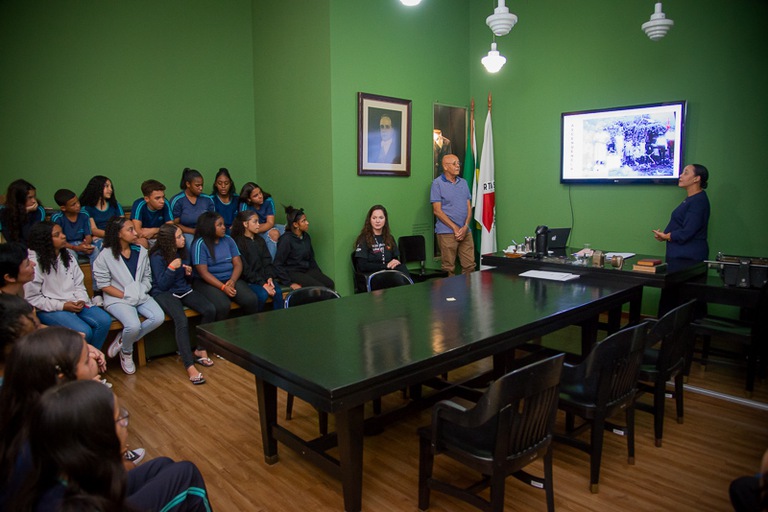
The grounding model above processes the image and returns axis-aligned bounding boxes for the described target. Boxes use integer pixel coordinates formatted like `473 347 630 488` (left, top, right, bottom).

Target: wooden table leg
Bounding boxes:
581 315 599 355
335 404 365 512
255 376 279 464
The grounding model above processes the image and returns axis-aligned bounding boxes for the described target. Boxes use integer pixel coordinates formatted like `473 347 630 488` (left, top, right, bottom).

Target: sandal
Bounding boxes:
189 373 206 385
195 357 214 367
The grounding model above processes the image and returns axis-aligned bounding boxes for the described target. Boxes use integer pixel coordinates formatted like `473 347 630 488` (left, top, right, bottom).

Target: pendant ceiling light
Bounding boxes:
642 2 674 41
400 0 422 6
481 42 506 73
486 0 518 37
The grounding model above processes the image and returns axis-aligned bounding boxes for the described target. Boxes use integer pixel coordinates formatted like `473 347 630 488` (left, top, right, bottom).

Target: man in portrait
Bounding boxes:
369 113 401 164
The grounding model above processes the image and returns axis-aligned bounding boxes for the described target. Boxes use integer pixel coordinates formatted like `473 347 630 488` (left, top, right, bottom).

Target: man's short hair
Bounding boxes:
141 180 166 197
54 188 76 206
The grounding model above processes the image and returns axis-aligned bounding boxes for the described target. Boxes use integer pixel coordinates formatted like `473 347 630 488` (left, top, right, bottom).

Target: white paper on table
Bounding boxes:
605 252 635 259
519 270 580 281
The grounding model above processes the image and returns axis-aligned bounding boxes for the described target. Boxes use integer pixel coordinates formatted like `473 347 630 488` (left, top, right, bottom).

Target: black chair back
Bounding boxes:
398 234 427 264
648 299 697 374
366 269 413 292
350 252 370 294
284 286 340 308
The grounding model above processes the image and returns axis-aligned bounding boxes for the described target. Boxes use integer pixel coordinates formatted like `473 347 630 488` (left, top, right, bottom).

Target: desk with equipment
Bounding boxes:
196 268 643 512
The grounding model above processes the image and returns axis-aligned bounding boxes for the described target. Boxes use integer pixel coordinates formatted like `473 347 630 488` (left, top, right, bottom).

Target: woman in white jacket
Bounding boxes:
93 217 163 374
25 222 112 350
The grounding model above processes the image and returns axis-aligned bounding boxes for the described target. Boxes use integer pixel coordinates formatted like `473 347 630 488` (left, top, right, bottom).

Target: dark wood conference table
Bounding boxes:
196 268 643 511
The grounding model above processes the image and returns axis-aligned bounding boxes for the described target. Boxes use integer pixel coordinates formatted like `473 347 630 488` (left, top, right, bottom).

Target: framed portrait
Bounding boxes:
358 92 412 177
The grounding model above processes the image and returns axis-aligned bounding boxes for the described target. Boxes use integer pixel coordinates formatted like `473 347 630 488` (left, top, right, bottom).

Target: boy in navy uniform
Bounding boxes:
131 180 174 248
51 189 94 257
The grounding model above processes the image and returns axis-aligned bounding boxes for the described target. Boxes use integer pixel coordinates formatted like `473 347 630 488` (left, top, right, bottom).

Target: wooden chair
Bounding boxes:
283 286 340 434
636 299 697 447
555 322 647 493
366 269 413 292
398 235 448 283
418 353 565 512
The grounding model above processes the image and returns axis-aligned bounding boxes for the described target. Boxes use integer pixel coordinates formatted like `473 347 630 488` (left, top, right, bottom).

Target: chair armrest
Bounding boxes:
431 400 471 442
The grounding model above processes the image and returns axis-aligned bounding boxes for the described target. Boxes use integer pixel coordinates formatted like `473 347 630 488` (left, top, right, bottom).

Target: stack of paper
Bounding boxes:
519 270 580 281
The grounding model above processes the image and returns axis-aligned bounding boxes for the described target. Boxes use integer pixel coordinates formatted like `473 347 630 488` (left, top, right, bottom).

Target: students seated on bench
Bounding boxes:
191 211 260 320
231 210 284 311
149 224 217 385
25 222 112 350
94 217 164 375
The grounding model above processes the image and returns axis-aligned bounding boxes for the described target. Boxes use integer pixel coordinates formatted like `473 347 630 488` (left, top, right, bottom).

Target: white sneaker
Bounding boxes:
119 350 136 375
107 332 123 358
100 378 112 389
124 448 146 465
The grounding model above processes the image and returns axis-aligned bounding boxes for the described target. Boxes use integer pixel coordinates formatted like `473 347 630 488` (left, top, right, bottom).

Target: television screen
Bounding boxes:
561 101 686 184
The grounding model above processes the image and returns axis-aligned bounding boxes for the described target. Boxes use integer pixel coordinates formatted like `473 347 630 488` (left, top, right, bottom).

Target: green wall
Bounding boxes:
2 0 767 301
0 0 256 204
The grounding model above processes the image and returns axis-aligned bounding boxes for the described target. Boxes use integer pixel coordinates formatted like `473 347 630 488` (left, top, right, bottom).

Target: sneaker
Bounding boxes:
124 448 146 465
107 332 123 358
100 378 112 389
119 350 136 375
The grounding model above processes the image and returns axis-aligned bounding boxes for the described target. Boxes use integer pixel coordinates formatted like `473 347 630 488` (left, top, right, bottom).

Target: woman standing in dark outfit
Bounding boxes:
652 163 710 271
354 204 409 276
653 163 710 315
273 206 335 290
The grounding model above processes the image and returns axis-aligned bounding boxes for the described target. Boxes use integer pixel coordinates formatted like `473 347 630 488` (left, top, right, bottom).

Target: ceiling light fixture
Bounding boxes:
486 0 518 37
642 2 674 41
400 0 422 6
481 42 506 73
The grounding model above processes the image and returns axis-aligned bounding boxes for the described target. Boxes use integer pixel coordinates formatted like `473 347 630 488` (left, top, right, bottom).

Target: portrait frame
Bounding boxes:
358 92 412 177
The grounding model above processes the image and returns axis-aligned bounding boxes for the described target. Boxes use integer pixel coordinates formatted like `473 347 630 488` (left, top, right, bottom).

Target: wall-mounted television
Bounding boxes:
561 100 686 184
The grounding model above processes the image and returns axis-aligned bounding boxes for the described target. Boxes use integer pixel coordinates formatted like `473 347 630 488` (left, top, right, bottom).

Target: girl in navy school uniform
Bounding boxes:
238 182 284 260
25 221 112 350
170 168 215 249
14 380 213 512
79 175 125 241
0 179 46 247
231 210 284 311
211 168 239 235
149 224 217 384
190 211 260 320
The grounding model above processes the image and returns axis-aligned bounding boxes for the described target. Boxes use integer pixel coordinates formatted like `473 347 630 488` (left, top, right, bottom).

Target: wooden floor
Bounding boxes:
106 327 768 512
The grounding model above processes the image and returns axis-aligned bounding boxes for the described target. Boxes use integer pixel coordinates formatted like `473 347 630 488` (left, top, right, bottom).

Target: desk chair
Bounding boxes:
366 269 413 292
636 300 696 447
398 235 448 283
555 322 647 493
418 353 565 512
351 252 371 294
691 281 767 396
284 286 340 434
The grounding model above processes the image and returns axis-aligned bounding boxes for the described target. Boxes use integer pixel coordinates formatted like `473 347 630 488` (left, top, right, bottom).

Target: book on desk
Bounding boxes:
632 262 667 273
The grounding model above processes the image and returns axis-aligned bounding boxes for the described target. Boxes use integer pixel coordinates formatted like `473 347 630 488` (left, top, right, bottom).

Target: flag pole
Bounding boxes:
488 91 492 113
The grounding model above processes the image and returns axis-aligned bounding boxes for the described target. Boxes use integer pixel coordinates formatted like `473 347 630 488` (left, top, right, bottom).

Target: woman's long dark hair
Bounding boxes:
211 168 236 198
230 210 257 240
0 327 84 491
102 216 130 259
238 182 271 207
28 221 72 274
80 175 119 210
0 179 40 243
180 167 203 191
14 380 127 512
355 204 394 250
150 224 187 265
194 211 223 262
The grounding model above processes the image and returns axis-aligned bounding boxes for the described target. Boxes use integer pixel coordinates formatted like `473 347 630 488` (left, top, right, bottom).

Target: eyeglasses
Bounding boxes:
379 125 392 130
116 407 130 428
